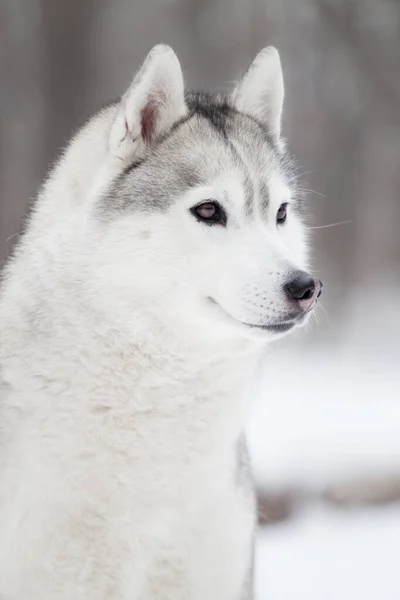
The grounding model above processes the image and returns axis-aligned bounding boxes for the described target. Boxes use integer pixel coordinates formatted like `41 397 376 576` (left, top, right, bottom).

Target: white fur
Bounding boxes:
110 44 187 163
0 45 312 599
232 46 284 139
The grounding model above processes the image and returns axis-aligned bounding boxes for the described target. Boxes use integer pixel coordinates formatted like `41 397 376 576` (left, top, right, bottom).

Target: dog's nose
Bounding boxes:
285 272 323 312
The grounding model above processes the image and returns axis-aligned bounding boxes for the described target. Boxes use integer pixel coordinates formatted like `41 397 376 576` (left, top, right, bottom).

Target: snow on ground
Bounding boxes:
247 342 400 492
247 334 400 599
255 503 400 600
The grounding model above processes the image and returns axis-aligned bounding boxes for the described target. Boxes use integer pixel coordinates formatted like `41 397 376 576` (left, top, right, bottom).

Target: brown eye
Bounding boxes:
191 201 227 226
276 202 288 225
196 202 217 220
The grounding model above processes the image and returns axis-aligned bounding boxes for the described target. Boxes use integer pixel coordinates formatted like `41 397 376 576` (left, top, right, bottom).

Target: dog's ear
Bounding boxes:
110 45 186 162
231 47 284 140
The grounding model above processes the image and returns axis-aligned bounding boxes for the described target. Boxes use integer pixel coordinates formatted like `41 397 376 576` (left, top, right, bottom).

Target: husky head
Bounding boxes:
33 45 322 346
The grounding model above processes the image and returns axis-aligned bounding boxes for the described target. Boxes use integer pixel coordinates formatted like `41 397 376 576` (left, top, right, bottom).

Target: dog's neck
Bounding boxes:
1 273 262 443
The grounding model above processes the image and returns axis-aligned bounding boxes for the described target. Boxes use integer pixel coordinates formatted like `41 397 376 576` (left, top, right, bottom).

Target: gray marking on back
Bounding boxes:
236 435 256 600
240 553 255 600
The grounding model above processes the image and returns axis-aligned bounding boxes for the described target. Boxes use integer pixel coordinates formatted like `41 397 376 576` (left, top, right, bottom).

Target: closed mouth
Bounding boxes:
246 321 296 333
208 298 302 334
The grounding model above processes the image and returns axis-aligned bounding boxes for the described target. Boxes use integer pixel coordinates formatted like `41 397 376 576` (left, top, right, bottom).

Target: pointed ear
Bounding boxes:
109 45 187 162
231 47 284 140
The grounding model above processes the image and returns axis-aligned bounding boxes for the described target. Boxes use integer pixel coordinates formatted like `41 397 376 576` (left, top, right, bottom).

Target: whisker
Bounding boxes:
298 188 327 199
286 170 316 184
296 170 316 178
313 314 321 329
5 232 20 243
309 220 353 230
318 304 330 325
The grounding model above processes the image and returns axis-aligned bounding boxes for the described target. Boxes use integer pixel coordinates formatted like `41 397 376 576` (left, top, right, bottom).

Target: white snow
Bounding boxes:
247 343 400 492
248 330 400 599
255 504 400 600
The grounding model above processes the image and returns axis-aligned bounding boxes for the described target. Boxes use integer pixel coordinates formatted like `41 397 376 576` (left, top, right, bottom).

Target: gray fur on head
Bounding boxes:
98 45 296 219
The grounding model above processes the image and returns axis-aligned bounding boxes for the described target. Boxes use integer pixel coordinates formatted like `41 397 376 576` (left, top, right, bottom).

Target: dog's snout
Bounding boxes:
285 272 323 311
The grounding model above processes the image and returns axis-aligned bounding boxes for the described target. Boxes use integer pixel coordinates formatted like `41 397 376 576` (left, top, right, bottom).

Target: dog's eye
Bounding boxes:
191 201 227 226
276 203 288 225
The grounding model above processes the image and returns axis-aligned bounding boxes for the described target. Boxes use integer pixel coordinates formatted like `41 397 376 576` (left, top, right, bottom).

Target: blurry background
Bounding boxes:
1 1 400 598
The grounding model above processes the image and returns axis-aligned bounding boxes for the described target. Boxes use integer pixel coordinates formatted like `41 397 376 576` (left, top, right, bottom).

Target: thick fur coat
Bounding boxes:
0 45 317 599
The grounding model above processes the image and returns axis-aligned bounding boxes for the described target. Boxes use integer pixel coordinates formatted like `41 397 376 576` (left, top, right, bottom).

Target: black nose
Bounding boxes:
285 272 323 312
285 272 317 302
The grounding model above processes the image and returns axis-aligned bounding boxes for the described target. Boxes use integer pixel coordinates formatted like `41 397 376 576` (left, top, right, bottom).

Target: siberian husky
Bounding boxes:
0 45 322 599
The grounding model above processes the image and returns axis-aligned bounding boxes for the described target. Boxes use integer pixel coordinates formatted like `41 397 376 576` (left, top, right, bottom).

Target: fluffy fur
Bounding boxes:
0 45 316 599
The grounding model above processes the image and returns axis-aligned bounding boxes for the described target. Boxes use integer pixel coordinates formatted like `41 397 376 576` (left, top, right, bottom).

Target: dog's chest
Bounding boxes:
122 457 255 600
0 356 257 600
78 408 255 600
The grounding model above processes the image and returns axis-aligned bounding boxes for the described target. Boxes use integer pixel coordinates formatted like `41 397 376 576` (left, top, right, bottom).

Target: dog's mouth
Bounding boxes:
246 321 296 333
207 298 309 335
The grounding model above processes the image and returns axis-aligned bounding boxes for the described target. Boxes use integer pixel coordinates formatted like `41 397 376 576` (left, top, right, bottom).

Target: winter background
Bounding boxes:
1 1 400 598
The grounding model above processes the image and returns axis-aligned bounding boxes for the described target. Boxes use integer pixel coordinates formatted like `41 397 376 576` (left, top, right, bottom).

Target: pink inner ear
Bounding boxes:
140 89 167 142
140 97 158 141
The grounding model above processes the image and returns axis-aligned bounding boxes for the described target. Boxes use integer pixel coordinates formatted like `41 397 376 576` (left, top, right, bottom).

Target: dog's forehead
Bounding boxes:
165 109 292 213
164 116 236 177
100 96 292 216
174 99 283 180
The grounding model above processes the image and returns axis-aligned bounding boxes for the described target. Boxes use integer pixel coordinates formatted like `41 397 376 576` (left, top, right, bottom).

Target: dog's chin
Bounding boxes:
207 298 312 340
